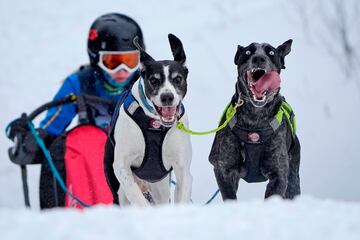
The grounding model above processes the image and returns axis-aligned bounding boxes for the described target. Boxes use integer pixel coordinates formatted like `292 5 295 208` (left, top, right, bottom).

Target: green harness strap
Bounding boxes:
274 101 296 137
176 99 296 136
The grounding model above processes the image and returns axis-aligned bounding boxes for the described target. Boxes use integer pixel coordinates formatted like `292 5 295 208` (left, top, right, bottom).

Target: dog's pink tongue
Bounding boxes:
160 106 177 119
253 71 281 97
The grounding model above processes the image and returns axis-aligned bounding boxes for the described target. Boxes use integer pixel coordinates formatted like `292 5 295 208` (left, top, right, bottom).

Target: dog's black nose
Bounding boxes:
252 55 266 65
160 93 174 105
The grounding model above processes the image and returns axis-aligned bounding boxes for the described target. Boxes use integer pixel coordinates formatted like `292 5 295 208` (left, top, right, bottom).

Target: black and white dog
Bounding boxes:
209 40 301 200
112 34 192 207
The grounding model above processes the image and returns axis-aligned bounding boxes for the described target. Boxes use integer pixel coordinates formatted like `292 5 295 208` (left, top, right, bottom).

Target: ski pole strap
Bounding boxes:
176 99 244 135
27 121 90 208
20 165 31 208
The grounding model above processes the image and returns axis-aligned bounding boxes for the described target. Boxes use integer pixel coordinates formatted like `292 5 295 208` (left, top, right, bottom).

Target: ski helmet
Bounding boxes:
87 13 145 66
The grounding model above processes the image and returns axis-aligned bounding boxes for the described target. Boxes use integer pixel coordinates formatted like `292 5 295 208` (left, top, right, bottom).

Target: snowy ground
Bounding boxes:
0 0 360 238
1 196 360 240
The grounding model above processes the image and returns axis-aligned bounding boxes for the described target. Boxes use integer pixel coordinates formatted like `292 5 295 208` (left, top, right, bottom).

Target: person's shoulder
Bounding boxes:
76 64 100 81
59 65 88 90
64 65 94 83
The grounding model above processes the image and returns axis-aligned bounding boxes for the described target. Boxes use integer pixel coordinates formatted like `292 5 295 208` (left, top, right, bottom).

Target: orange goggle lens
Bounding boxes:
101 52 139 70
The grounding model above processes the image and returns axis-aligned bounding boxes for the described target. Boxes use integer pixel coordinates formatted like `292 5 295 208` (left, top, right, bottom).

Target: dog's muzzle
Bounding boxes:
243 68 281 107
153 103 181 127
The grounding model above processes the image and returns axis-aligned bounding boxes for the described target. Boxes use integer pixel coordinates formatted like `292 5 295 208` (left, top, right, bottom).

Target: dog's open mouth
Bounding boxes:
246 68 281 103
154 104 179 127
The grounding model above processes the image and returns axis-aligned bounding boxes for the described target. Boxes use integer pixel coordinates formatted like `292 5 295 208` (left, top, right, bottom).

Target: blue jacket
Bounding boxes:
39 66 136 136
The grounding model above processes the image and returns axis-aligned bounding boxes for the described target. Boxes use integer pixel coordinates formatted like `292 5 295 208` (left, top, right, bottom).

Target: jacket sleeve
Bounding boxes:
39 74 81 136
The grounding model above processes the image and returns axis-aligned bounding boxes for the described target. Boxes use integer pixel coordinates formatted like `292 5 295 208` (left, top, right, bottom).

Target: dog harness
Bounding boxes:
224 96 296 183
122 92 185 183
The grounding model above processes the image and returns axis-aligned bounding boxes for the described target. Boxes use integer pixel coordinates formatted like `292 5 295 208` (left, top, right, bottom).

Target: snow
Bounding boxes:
1 196 360 240
0 0 360 238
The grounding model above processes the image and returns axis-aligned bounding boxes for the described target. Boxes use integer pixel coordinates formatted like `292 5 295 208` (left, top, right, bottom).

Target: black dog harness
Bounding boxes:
123 92 185 183
231 125 277 183
225 96 296 183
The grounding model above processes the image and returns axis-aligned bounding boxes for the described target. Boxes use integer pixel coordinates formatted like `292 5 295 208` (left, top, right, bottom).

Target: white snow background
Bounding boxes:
0 0 359 239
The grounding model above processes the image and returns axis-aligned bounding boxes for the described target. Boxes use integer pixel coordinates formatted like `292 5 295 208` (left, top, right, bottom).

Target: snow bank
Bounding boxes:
1 196 359 240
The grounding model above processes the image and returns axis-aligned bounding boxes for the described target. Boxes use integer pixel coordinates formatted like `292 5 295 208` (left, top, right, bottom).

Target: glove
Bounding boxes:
7 114 30 140
7 114 55 164
9 128 55 165
23 129 54 154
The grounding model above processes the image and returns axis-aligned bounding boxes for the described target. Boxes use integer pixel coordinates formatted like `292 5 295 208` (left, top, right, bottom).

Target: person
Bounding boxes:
7 12 144 157
6 13 145 208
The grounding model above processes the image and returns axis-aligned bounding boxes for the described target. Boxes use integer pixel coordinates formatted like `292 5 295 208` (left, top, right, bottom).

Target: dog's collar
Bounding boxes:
235 81 250 103
138 78 157 115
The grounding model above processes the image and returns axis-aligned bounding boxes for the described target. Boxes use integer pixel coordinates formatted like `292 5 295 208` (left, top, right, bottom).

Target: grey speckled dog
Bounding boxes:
209 40 301 200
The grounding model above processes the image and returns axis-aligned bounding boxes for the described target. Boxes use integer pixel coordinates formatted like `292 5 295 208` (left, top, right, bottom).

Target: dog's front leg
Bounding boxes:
171 137 192 203
165 117 192 204
114 162 150 207
213 166 241 200
173 162 192 203
263 159 289 199
262 130 290 199
113 109 150 207
209 129 242 201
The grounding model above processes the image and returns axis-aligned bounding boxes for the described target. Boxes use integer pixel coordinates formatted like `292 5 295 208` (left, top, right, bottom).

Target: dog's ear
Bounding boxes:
133 36 155 64
276 39 292 69
234 45 245 65
168 33 186 64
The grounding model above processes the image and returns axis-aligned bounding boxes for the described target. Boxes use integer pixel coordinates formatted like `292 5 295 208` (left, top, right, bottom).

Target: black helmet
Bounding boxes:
87 13 145 66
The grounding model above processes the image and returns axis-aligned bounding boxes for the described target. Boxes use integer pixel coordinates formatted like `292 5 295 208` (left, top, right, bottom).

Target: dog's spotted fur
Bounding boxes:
209 40 301 200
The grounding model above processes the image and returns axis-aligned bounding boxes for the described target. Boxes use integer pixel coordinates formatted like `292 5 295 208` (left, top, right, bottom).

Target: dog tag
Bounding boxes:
149 119 161 129
247 132 260 143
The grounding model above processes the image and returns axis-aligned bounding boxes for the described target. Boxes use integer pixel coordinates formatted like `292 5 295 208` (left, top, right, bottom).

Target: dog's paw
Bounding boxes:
143 191 155 205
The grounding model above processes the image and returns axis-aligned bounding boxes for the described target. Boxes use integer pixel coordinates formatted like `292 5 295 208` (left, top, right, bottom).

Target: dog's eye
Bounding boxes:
173 76 183 84
245 50 251 55
269 50 275 56
149 77 160 85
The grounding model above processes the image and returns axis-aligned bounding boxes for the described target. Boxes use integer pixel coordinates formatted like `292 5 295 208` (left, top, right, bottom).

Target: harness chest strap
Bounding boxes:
123 93 180 183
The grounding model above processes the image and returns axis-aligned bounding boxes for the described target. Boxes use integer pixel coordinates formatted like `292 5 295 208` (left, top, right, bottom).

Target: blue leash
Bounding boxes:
27 122 90 208
205 189 220 205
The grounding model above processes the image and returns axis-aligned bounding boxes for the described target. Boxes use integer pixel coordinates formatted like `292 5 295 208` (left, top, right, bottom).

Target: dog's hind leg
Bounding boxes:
148 175 171 205
285 136 301 199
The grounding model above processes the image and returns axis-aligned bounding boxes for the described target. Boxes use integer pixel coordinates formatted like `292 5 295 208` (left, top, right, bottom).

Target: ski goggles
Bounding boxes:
98 50 140 74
